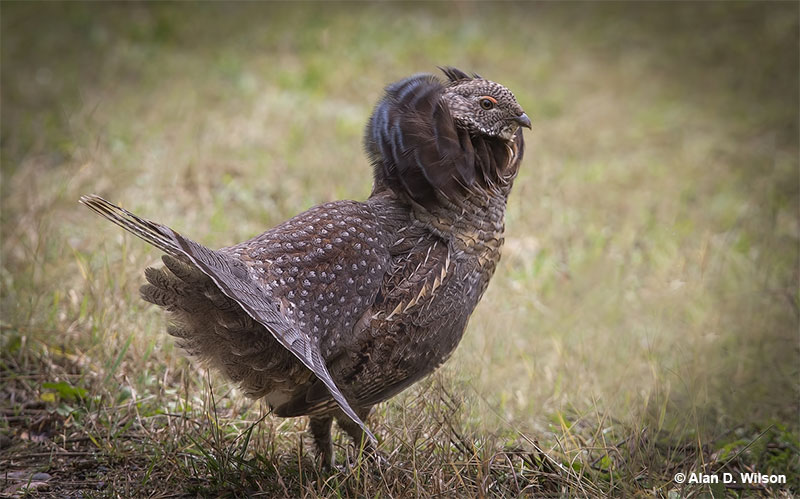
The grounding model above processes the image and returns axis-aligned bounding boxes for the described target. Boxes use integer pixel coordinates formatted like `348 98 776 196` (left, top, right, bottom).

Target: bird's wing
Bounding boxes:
349 240 470 408
80 194 376 443
277 238 469 414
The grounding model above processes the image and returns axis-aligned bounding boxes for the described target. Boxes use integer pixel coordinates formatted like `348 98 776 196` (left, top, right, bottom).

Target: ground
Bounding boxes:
1 3 798 497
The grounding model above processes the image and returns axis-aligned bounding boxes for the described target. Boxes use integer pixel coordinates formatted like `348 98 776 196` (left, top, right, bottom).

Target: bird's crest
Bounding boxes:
439 66 483 83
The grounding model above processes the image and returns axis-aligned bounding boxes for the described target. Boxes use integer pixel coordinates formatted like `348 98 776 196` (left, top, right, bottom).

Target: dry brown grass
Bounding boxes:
2 3 798 497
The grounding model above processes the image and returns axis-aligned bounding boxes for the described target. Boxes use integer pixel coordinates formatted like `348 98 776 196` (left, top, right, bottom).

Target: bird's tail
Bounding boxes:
79 195 186 259
79 194 375 443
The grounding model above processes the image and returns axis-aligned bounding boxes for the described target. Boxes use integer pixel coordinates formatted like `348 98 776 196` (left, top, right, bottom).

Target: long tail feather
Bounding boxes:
79 195 183 258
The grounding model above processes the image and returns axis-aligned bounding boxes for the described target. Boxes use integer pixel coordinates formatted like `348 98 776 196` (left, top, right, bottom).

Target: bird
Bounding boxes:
80 67 530 468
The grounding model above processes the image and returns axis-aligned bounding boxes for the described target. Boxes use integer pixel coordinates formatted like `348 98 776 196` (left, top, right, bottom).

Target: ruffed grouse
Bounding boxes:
81 67 529 467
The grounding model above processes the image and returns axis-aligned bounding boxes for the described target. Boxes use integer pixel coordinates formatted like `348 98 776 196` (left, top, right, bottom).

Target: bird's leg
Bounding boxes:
335 407 382 463
309 415 334 470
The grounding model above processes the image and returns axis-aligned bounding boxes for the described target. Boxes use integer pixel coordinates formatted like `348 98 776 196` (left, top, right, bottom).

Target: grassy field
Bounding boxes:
2 3 798 497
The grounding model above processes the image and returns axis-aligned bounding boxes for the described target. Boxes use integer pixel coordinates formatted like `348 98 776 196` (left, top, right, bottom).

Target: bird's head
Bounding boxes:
439 67 531 142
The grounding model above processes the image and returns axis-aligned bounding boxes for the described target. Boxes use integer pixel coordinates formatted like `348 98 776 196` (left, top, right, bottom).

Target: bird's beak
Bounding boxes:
514 113 532 129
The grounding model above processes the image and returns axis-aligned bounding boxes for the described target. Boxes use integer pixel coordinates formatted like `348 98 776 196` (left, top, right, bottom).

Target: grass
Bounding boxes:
2 2 798 497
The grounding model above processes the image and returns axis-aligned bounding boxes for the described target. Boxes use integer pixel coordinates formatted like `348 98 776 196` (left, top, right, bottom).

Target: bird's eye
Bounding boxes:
479 97 496 110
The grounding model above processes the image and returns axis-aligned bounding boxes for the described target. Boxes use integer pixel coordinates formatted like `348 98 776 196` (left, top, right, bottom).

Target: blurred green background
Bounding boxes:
1 2 798 495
